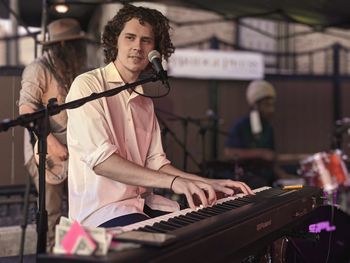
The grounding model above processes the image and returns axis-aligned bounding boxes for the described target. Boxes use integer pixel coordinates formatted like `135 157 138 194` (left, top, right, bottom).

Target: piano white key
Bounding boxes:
216 193 243 204
118 187 271 232
130 214 174 229
122 208 192 231
215 186 269 204
253 186 271 193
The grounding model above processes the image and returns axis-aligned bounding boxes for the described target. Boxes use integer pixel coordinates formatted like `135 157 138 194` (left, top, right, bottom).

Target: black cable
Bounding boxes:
131 81 170 99
325 195 336 263
131 73 171 99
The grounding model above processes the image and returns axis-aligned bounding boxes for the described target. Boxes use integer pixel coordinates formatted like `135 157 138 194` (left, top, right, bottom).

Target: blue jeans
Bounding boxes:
98 205 169 228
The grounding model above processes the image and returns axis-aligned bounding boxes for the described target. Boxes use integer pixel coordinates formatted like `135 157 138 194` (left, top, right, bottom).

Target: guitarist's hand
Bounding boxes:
47 134 68 161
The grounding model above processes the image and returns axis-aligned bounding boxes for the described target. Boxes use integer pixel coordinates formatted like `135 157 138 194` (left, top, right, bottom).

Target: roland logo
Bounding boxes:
256 219 272 231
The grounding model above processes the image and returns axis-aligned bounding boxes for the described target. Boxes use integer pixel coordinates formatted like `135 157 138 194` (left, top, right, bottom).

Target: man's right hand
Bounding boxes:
170 177 217 209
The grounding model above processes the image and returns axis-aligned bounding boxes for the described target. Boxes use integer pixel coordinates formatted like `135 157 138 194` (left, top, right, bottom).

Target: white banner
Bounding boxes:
167 49 264 80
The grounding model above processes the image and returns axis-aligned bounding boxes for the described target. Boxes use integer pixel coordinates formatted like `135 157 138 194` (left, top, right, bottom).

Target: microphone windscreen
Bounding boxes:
148 50 160 62
250 109 262 135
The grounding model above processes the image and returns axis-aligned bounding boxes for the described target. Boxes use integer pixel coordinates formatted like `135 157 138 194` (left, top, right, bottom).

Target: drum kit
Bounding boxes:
276 150 350 263
297 118 350 193
299 149 350 194
277 121 350 263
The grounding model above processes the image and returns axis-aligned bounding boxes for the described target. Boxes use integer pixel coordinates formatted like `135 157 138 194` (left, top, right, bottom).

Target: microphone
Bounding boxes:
335 118 350 135
206 109 224 125
148 50 168 83
249 109 262 135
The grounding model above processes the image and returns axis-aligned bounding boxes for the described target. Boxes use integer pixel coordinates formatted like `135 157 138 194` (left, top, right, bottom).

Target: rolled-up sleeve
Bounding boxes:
19 62 46 109
66 74 119 169
82 141 118 170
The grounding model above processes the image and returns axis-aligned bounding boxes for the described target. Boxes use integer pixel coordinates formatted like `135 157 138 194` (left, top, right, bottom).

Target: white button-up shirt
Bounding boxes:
66 62 179 227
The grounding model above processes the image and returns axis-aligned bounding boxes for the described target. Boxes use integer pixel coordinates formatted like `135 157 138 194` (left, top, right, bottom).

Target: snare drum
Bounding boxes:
299 150 350 192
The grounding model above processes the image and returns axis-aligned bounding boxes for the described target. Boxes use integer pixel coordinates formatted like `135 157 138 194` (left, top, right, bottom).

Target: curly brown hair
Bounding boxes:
102 4 175 64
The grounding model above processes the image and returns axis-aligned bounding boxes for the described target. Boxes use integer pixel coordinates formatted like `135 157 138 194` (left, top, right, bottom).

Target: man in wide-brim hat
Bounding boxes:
41 17 86 44
18 17 87 251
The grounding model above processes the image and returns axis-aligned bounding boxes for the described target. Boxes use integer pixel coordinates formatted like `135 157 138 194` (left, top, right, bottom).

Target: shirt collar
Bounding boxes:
105 62 123 84
104 62 144 99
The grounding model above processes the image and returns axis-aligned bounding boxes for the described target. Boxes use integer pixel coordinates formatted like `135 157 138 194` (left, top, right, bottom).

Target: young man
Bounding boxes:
224 80 293 188
19 18 87 249
66 4 253 228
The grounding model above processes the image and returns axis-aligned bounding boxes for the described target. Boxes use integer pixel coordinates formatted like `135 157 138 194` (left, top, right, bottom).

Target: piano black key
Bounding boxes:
137 226 157 233
238 196 255 203
220 201 239 208
200 207 222 215
166 219 186 228
159 220 182 229
216 203 234 210
178 215 198 223
194 210 218 217
153 222 176 231
168 217 191 226
194 210 216 217
186 212 207 220
225 200 245 207
147 224 169 233
208 206 228 213
141 225 165 233
232 199 248 206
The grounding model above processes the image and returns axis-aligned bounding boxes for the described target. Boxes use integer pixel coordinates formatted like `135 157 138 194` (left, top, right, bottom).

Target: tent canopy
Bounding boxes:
1 0 350 30
174 0 350 29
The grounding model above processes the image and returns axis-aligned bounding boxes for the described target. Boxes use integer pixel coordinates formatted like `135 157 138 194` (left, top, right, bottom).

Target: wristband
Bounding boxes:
170 176 180 191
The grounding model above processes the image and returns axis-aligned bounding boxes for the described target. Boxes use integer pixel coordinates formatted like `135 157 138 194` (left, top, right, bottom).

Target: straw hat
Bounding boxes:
246 80 276 106
42 18 85 45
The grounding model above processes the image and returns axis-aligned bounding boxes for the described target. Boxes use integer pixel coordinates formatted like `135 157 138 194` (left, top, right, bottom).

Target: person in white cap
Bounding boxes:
18 18 87 251
224 80 292 188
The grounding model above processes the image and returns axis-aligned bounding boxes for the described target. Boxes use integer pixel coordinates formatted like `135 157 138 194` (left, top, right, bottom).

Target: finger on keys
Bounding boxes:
236 181 255 195
194 188 208 208
185 192 196 209
215 184 234 196
206 188 217 206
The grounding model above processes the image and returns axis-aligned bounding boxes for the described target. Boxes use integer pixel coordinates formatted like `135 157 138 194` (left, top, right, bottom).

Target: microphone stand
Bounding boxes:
0 74 161 255
156 114 201 171
156 108 232 171
155 108 243 178
19 172 33 263
198 124 207 165
332 118 350 149
182 118 189 171
156 108 202 171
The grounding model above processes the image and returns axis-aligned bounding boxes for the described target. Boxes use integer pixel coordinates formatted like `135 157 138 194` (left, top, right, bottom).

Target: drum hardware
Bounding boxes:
285 231 320 241
233 154 244 181
281 205 350 263
298 150 350 194
335 117 350 135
